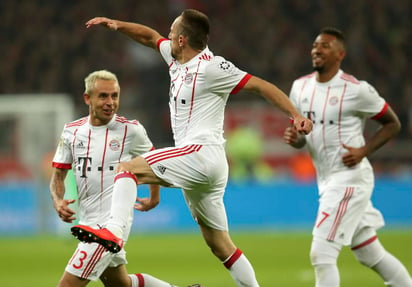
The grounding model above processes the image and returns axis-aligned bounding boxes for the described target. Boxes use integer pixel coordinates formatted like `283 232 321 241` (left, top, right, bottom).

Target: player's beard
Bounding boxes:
313 65 324 73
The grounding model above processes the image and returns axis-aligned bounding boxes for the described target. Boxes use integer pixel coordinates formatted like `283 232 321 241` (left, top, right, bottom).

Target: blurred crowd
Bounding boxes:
1 0 411 179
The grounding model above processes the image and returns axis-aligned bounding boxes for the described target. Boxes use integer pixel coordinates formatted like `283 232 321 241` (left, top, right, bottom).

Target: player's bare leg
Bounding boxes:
57 271 90 287
198 220 259 287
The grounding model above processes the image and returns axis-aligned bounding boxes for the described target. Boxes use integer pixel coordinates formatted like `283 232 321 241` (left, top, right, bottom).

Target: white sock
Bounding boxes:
373 252 412 287
310 238 341 287
352 236 412 287
313 264 340 287
223 248 259 287
106 172 137 238
129 273 177 287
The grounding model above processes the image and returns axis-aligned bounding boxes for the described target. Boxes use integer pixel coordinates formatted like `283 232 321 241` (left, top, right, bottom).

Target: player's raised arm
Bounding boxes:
243 75 313 135
86 17 163 50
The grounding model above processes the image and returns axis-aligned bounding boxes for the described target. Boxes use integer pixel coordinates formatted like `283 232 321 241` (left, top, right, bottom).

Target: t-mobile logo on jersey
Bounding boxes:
303 111 335 125
303 111 315 121
77 157 115 178
77 157 92 178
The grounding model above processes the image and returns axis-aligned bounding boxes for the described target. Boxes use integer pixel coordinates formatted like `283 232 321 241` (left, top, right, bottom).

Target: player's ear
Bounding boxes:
339 49 346 61
83 93 91 105
178 35 185 47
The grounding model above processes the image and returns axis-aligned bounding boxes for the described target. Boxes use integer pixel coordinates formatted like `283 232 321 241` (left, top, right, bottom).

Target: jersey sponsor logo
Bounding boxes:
78 157 92 178
303 111 315 121
109 139 121 151
157 164 167 174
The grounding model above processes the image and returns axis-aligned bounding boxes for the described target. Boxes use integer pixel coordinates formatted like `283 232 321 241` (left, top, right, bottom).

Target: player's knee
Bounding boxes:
352 238 385 267
310 238 341 266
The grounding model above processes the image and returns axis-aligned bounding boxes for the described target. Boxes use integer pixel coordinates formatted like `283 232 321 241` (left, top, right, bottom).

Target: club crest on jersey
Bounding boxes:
184 73 193 84
109 139 121 151
329 96 339 105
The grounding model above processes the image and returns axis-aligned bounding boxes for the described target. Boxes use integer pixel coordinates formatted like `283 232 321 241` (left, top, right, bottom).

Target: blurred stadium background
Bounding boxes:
0 1 411 286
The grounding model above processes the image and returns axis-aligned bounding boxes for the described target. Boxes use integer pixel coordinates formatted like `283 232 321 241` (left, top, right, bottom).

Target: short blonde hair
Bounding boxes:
84 70 119 95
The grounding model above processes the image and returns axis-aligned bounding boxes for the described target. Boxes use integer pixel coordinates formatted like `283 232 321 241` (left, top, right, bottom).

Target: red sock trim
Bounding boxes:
135 273 144 286
114 171 138 185
223 248 243 269
351 235 378 250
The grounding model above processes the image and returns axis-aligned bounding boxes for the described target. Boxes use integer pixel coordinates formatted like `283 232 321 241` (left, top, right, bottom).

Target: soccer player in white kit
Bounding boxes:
283 27 412 287
73 10 313 287
50 70 201 287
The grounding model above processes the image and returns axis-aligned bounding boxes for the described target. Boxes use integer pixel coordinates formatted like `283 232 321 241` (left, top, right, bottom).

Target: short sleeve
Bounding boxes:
158 38 173 64
128 123 154 158
356 81 386 118
205 56 249 95
52 128 73 169
289 80 300 108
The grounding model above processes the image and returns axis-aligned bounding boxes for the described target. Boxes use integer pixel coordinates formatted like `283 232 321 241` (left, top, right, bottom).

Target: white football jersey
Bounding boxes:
52 114 153 238
290 70 387 182
157 39 251 146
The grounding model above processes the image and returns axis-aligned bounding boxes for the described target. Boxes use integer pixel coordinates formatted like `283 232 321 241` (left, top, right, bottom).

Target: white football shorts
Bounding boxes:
65 241 127 281
313 170 384 246
143 144 229 231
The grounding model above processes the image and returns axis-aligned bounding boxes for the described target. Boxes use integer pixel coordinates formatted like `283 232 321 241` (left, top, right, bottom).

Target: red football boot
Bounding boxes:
71 225 123 253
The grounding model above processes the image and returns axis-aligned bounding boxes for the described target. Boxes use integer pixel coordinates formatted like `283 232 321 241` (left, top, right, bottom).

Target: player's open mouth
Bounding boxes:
312 56 323 65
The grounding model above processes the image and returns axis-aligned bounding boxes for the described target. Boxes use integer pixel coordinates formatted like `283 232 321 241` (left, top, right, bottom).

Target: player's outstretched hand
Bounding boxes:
134 196 159 212
292 115 313 135
86 17 118 30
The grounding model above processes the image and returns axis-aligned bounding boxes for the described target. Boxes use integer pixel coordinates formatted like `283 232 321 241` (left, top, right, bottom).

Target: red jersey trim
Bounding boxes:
351 235 378 250
230 73 252 94
52 162 72 169
371 102 388 120
115 115 138 125
66 117 88 128
156 38 168 50
340 72 360 84
144 145 202 165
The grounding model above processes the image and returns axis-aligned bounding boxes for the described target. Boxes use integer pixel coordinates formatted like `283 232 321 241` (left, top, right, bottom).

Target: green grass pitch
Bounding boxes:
2 230 411 286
